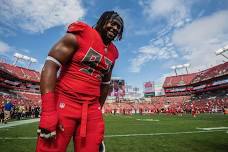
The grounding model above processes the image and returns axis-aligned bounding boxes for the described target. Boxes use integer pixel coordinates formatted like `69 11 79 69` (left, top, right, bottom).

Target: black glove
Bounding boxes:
99 141 105 152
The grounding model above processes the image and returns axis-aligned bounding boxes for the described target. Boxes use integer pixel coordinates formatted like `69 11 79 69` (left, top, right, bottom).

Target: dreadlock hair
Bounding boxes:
94 11 124 41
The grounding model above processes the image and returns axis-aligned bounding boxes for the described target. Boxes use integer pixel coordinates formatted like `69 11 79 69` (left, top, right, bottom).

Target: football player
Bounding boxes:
36 11 124 152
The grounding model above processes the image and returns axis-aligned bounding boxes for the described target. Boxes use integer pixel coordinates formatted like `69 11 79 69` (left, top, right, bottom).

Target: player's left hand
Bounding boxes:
37 121 64 139
37 128 56 139
99 141 105 152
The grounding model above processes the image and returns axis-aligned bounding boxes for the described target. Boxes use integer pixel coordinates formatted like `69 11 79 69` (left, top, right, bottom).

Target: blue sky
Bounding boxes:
0 0 228 93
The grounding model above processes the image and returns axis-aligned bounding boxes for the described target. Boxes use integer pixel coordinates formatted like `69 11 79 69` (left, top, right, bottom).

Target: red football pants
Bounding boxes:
36 95 104 152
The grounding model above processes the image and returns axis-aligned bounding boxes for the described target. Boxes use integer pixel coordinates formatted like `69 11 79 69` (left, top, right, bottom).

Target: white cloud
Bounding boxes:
130 41 178 73
134 28 155 36
141 0 189 24
148 0 185 17
130 0 192 73
0 0 85 33
130 55 151 73
0 41 10 53
173 10 228 47
0 26 16 37
172 10 228 72
136 0 190 37
132 2 228 74
134 0 192 38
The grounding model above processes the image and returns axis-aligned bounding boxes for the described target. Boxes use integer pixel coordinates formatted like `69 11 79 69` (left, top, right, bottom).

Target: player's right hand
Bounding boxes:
37 111 58 139
37 92 59 139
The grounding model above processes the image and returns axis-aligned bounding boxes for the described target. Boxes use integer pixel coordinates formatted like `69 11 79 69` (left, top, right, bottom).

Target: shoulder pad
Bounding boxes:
67 21 90 33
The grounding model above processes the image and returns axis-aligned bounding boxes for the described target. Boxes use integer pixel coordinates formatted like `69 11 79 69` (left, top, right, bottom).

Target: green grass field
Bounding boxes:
0 114 228 152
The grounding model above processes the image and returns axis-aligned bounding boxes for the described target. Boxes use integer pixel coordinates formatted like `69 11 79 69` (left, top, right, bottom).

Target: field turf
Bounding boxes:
0 113 227 152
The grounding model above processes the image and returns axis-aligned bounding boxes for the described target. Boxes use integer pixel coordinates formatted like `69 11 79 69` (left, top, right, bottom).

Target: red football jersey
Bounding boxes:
56 22 119 99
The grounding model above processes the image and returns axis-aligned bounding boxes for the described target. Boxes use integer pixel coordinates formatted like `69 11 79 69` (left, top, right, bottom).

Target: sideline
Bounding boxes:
0 118 39 129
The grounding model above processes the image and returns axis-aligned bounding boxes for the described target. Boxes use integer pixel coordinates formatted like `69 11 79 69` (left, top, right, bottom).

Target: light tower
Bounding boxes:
171 63 190 76
13 52 37 69
171 65 177 76
27 57 37 69
183 63 190 74
215 45 228 60
13 53 23 65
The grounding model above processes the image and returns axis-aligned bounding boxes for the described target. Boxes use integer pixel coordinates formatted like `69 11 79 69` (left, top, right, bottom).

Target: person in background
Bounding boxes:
0 102 4 123
3 99 14 124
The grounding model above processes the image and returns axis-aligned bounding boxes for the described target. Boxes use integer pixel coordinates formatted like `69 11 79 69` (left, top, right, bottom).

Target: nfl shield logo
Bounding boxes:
59 102 65 109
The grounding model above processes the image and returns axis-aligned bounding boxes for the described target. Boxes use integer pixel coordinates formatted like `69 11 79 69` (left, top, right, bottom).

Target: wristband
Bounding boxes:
41 92 56 112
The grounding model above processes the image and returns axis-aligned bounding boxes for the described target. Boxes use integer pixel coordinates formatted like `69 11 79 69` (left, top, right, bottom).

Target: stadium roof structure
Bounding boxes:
163 62 228 88
0 62 40 82
163 73 198 88
191 62 228 84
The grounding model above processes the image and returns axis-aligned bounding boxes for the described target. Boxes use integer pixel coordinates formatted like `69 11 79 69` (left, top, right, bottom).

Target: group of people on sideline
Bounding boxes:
0 99 40 124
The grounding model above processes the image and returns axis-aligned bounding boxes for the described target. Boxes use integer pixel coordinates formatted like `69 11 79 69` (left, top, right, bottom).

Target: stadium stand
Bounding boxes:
191 62 228 83
163 62 228 97
163 73 198 88
0 60 227 117
0 61 41 120
0 62 40 82
103 62 227 115
163 73 198 96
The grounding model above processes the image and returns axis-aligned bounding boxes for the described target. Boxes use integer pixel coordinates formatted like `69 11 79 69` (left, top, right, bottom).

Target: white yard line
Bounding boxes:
196 127 228 130
0 137 37 140
0 118 39 129
136 119 160 122
105 130 227 137
0 129 227 140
